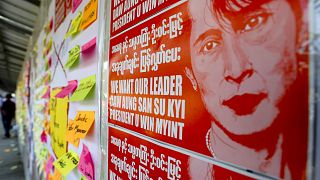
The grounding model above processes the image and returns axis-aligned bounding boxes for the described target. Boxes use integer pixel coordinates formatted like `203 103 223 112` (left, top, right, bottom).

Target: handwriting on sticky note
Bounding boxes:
53 151 79 176
74 111 95 138
70 75 96 102
66 120 80 147
67 11 83 37
56 80 78 98
72 0 82 13
65 45 80 69
81 37 96 53
80 0 97 30
78 144 94 180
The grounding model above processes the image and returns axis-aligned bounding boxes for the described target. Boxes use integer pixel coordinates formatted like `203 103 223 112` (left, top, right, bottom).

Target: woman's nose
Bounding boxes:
223 38 253 84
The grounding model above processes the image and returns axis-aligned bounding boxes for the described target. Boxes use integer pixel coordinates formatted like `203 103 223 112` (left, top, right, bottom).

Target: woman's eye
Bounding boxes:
241 13 270 32
200 40 219 54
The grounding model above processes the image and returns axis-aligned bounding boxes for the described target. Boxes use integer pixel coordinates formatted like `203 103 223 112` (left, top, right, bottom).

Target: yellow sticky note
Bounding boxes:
53 151 79 176
80 0 97 30
67 11 82 37
65 45 80 69
51 94 68 158
70 75 96 102
50 88 61 135
73 111 95 138
66 120 80 147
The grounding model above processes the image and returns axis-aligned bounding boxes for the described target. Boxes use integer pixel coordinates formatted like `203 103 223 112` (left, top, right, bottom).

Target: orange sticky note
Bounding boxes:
66 120 80 147
73 111 95 138
80 0 97 30
52 168 62 180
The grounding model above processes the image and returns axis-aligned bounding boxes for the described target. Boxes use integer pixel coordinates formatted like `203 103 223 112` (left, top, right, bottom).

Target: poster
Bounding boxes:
108 127 251 179
107 0 311 179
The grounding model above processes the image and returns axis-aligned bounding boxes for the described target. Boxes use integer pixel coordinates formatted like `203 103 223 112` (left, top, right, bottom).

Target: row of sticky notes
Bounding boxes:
66 0 97 38
44 74 95 101
51 144 94 180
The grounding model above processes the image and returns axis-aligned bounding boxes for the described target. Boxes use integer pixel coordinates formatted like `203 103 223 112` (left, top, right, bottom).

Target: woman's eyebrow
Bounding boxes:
193 29 222 46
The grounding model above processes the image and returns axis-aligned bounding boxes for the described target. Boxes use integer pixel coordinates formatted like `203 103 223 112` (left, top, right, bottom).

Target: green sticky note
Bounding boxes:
65 45 80 69
70 75 96 102
66 11 83 37
53 151 79 176
80 176 87 180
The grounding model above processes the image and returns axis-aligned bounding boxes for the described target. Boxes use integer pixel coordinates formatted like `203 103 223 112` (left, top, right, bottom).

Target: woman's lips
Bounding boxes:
222 93 267 116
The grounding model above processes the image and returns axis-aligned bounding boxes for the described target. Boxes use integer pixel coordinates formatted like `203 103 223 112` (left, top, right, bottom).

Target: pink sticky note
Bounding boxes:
42 87 50 99
73 0 83 13
81 37 96 53
45 155 54 174
78 144 94 180
55 80 78 98
41 130 47 143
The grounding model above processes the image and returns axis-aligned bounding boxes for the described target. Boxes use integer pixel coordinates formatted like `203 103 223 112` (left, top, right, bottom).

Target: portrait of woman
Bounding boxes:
187 0 309 179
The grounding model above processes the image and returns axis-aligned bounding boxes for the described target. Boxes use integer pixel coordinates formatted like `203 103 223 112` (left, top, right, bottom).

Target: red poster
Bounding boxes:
110 0 180 37
108 127 252 179
107 0 310 179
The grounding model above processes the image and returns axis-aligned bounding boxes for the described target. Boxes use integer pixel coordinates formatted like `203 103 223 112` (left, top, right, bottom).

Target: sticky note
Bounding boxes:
45 155 54 174
56 80 78 98
73 111 95 138
70 75 96 102
80 176 87 180
67 11 82 37
72 0 82 13
53 151 79 176
51 96 68 158
66 120 80 147
81 37 96 53
40 147 48 160
65 45 80 69
41 130 47 143
42 86 50 99
78 144 94 180
80 0 97 30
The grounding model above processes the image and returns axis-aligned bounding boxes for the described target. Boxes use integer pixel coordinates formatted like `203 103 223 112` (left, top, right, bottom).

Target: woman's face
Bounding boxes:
189 0 298 135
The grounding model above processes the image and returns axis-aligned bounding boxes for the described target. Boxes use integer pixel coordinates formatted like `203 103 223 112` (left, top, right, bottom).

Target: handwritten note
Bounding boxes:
66 120 80 147
81 37 96 53
72 0 82 13
80 0 97 30
78 144 94 180
67 11 83 37
74 111 95 138
65 45 80 69
51 96 68 158
53 151 79 176
70 74 96 102
56 80 78 98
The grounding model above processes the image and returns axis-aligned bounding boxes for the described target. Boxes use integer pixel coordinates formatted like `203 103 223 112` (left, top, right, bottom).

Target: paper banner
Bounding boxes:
78 144 94 180
67 11 82 37
65 45 80 69
81 37 96 53
70 74 96 102
41 130 47 143
66 120 80 147
53 151 79 176
80 0 97 30
72 0 82 13
56 80 78 98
